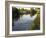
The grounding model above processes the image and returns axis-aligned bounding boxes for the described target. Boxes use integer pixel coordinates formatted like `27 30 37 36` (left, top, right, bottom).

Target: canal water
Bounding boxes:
12 14 37 31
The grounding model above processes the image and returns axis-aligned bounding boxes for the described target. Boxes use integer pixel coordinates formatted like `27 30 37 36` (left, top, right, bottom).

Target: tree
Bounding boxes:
12 7 20 19
31 8 37 16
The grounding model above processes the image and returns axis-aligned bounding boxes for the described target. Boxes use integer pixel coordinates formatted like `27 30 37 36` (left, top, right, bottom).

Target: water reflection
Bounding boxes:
12 14 37 31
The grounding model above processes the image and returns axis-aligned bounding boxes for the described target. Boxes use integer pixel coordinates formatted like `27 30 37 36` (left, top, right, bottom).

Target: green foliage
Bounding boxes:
12 7 20 19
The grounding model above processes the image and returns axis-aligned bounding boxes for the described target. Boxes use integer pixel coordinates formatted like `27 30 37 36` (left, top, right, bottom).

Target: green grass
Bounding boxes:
28 13 40 30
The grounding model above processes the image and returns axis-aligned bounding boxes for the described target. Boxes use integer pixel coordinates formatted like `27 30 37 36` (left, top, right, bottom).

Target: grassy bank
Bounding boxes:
28 13 40 30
